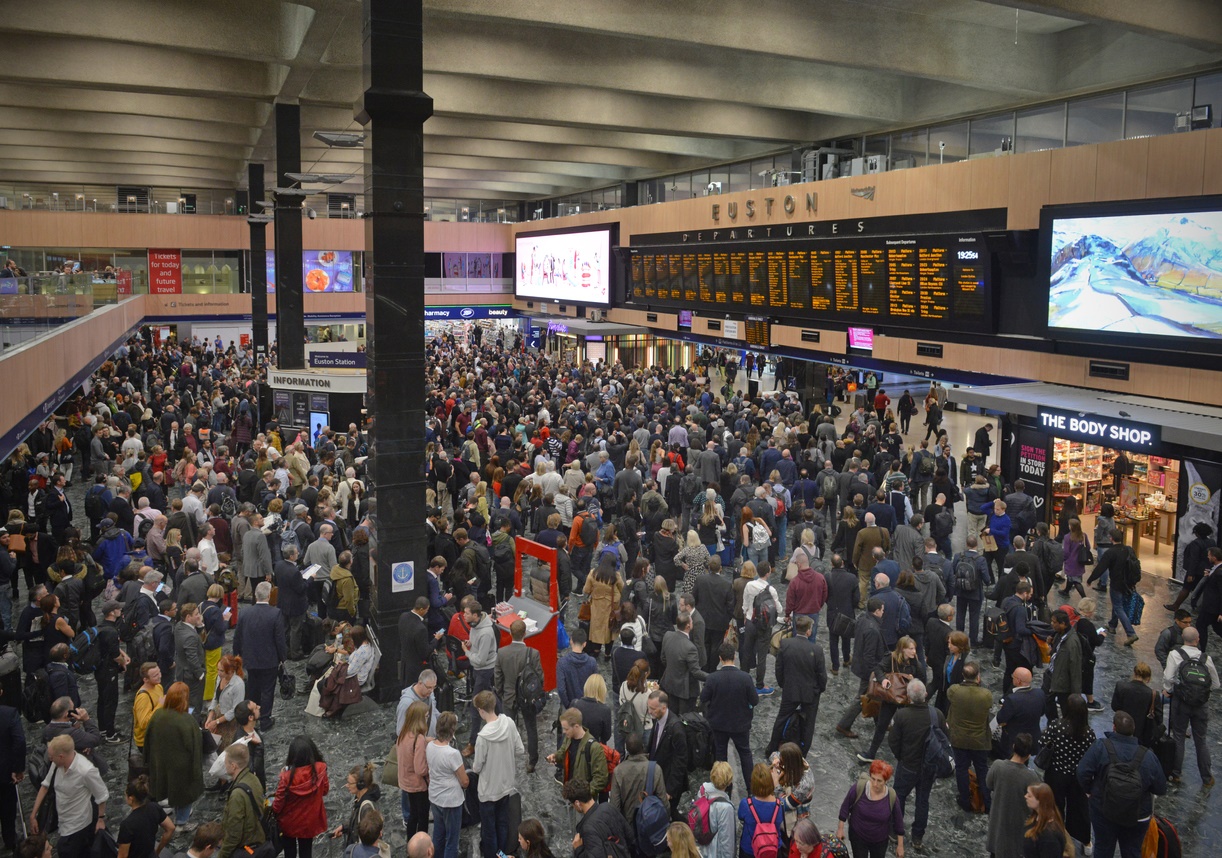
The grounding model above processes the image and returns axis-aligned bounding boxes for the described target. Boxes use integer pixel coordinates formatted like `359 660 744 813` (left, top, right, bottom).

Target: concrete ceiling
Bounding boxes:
0 0 1219 203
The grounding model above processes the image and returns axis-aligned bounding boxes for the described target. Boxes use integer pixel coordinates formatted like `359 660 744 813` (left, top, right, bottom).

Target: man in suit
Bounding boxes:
836 598 888 740
239 513 273 604
45 473 73 545
926 603 955 710
495 619 543 772
273 545 308 660
767 615 827 754
693 555 735 672
0 685 25 853
398 596 434 687
233 580 286 731
676 593 706 669
995 667 1045 758
700 640 758 787
174 603 207 716
646 690 689 820
660 612 707 715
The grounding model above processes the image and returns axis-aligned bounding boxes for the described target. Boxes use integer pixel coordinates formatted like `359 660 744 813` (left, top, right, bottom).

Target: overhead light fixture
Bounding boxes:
284 172 356 184
313 130 366 148
271 186 309 197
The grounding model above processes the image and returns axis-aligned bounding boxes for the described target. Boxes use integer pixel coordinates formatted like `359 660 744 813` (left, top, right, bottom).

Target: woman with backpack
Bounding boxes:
693 761 736 858
739 762 786 858
835 760 904 858
741 508 771 570
271 737 330 858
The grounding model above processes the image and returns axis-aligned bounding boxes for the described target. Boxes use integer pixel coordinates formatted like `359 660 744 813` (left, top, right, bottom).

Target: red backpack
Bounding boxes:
747 799 781 858
687 785 731 845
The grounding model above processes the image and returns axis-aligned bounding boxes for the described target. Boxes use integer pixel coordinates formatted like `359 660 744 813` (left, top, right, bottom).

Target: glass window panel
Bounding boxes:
928 122 968 164
708 168 730 196
1016 104 1065 153
891 129 926 168
1126 80 1194 138
969 113 1015 156
728 160 751 194
750 158 775 189
863 135 889 158
1194 72 1222 128
1067 92 1123 146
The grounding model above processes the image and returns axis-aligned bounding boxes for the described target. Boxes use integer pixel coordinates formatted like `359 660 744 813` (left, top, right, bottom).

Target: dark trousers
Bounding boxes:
469 668 496 746
1170 697 1212 780
247 666 277 727
952 747 991 811
828 625 852 672
283 838 314 858
767 699 818 755
1196 612 1222 649
0 782 15 850
57 811 99 858
713 729 754 789
510 703 539 766
704 628 726 673
893 761 935 841
956 597 982 645
848 831 889 858
837 676 872 732
1090 810 1146 858
286 613 305 659
402 789 430 835
479 795 511 858
96 670 119 734
865 703 898 759
740 623 768 687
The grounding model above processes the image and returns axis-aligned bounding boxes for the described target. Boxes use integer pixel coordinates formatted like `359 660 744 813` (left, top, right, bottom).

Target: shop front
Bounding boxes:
962 382 1222 582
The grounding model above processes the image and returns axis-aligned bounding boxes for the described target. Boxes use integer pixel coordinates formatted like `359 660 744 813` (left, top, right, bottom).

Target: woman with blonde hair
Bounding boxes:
677 528 711 593
572 673 613 744
204 654 246 749
667 822 702 858
696 761 737 858
396 700 432 835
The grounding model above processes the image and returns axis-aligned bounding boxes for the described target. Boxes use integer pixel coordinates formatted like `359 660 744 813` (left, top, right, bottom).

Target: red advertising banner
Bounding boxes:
148 249 182 294
240 333 250 347
116 268 132 295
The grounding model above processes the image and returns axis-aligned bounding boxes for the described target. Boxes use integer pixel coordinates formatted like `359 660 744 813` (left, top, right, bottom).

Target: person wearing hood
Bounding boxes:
271 737 330 858
93 517 135 581
329 551 358 623
557 628 599 710
470 690 524 858
783 553 828 641
463 599 500 754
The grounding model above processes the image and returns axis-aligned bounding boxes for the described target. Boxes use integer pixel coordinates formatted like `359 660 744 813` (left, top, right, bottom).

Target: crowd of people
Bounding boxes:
0 327 1216 858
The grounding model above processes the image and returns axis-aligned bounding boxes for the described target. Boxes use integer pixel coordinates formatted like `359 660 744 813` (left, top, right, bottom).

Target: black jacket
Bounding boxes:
648 714 688 799
889 702 945 771
995 686 1046 756
1111 680 1160 746
575 802 634 858
397 611 432 686
0 705 24 784
572 697 614 745
692 571 734 633
274 560 308 618
850 614 887 681
232 603 287 670
700 664 758 733
775 634 827 704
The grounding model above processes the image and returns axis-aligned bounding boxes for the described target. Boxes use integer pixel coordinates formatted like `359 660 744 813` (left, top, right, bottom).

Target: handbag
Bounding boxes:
578 600 592 622
859 695 881 719
1126 591 1146 626
35 768 58 833
91 828 119 858
278 665 297 700
867 657 911 705
382 743 400 787
1076 541 1094 565
830 612 855 638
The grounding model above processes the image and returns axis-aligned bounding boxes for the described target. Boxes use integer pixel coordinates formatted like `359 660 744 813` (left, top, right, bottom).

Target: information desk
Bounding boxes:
493 537 562 690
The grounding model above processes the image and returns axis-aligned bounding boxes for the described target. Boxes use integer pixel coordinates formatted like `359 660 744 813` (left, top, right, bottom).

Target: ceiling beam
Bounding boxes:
0 129 252 159
976 0 1222 49
0 107 259 146
0 83 271 128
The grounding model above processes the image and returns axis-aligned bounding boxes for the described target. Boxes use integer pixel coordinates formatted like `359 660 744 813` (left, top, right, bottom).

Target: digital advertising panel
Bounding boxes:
515 226 614 306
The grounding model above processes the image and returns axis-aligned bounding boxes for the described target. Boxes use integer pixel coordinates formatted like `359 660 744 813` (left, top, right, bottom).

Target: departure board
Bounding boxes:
623 232 992 332
745 319 770 348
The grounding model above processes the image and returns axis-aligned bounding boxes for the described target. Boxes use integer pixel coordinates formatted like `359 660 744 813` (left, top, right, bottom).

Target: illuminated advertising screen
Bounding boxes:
266 250 355 293
515 226 613 306
848 326 874 350
1046 201 1222 342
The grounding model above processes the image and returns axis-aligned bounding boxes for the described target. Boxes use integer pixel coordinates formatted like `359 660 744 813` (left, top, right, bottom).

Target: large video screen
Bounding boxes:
624 231 991 333
1048 208 1222 340
266 250 355 293
515 227 612 306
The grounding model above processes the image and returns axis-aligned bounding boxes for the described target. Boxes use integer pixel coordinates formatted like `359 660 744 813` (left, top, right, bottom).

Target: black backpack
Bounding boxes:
680 712 714 771
579 513 599 549
923 706 955 778
515 658 548 713
119 597 146 643
933 509 955 540
81 558 105 601
1100 740 1150 825
1174 648 1213 707
22 668 52 723
752 585 778 632
953 554 980 595
69 626 103 674
220 491 239 519
137 518 155 540
1123 548 1142 589
84 486 106 523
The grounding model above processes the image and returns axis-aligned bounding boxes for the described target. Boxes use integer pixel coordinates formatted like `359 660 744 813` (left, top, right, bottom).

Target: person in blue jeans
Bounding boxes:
426 712 469 858
1077 710 1167 858
1089 535 1139 645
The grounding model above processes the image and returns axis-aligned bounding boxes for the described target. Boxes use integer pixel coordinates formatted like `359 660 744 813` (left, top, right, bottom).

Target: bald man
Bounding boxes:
407 833 434 858
995 666 1046 758
852 511 891 607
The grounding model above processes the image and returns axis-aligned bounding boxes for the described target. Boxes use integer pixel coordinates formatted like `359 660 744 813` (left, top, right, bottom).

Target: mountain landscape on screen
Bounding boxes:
1049 212 1222 338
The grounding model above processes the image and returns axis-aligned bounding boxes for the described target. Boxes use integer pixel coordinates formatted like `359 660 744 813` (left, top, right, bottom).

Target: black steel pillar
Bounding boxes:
361 0 432 697
248 164 269 366
274 102 306 369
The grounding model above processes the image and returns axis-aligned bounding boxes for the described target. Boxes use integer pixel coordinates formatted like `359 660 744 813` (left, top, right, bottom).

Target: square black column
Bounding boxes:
274 102 305 369
248 163 270 366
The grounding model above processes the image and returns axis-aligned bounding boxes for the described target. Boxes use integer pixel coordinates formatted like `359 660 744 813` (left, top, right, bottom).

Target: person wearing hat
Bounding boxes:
95 599 130 743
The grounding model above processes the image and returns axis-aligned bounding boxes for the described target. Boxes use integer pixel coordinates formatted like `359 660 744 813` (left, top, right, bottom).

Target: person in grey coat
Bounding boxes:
608 733 668 838
836 599 887 738
660 613 707 714
892 515 926 574
693 441 723 487
174 603 207 716
240 514 273 603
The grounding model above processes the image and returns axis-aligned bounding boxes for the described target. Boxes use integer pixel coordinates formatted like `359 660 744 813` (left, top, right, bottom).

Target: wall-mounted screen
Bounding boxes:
515 226 614 306
848 326 874 350
745 319 770 349
623 231 991 333
1045 199 1222 343
266 250 355 292
678 310 693 328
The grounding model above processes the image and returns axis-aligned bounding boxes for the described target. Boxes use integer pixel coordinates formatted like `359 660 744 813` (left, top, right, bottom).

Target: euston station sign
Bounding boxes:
1038 407 1160 451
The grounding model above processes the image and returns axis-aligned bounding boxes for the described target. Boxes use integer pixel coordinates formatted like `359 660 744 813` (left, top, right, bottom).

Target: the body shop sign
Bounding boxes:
148 250 182 294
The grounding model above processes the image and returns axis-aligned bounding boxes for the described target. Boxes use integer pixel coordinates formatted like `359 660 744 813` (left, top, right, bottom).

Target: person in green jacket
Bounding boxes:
144 681 204 827
219 743 265 858
546 708 608 794
947 661 994 814
330 552 359 623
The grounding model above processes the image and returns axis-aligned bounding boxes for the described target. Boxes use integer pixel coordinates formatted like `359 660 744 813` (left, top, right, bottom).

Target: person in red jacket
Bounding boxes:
272 737 330 858
785 553 829 643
